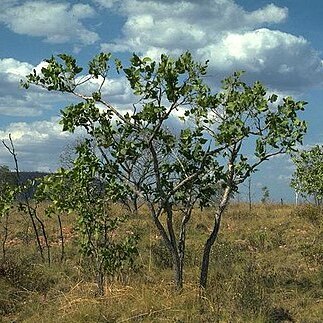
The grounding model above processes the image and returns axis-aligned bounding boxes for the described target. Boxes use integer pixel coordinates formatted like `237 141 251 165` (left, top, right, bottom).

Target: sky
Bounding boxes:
0 0 323 202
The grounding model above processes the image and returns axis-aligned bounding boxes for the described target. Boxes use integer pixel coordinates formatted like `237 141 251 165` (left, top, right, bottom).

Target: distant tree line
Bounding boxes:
0 166 50 199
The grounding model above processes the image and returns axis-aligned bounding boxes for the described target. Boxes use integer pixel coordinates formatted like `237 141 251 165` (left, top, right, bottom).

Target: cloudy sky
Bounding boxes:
0 0 323 201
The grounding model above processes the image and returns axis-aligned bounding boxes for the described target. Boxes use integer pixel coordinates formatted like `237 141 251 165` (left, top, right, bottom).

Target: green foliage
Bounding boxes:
22 51 307 290
23 51 218 289
21 54 83 92
291 145 323 204
197 71 306 288
0 165 16 217
198 72 307 193
0 183 16 218
0 165 14 186
261 186 270 204
35 142 138 293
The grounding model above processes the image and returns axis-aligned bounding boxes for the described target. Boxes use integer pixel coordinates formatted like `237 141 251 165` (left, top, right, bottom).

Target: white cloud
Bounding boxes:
0 56 138 117
0 1 99 45
0 118 78 172
101 0 288 53
199 29 323 90
0 58 33 79
100 0 323 91
248 3 288 25
76 74 137 108
0 58 68 117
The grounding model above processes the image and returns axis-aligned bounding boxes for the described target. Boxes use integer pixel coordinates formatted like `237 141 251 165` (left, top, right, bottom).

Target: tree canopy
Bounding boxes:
21 51 307 289
291 145 323 205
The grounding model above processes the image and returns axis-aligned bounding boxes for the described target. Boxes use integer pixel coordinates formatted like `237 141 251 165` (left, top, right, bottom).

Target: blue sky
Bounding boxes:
0 0 323 202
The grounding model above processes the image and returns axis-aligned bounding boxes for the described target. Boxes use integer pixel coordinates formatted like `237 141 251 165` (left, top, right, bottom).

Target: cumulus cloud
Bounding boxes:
0 1 99 46
100 0 323 91
101 0 288 52
199 29 323 90
0 59 139 171
0 58 67 117
0 118 79 171
0 56 140 118
0 58 42 116
76 74 137 109
0 58 33 79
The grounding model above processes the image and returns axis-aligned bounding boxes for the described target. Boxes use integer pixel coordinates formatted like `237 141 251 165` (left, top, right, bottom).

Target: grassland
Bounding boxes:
0 203 322 322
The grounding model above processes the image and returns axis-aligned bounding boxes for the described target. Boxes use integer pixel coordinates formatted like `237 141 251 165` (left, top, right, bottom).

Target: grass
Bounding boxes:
0 202 322 322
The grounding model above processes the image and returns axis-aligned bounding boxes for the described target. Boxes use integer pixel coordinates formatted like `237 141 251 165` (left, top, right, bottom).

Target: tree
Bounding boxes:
23 52 217 290
0 165 15 261
291 145 323 205
22 52 307 290
196 72 307 288
35 142 139 295
261 186 270 204
1 136 51 263
0 165 14 187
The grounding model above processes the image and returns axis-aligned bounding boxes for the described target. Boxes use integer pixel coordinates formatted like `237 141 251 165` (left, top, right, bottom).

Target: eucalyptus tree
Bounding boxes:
22 52 307 290
291 145 323 205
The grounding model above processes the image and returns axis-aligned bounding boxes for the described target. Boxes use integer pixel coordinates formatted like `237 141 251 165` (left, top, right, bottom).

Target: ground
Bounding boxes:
0 203 322 322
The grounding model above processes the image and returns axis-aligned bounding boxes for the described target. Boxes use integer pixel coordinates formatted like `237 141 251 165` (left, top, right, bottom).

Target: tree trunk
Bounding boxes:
57 214 65 262
199 186 231 290
199 214 221 289
165 202 184 290
1 213 9 262
177 208 192 290
148 204 184 290
96 270 105 296
172 250 183 290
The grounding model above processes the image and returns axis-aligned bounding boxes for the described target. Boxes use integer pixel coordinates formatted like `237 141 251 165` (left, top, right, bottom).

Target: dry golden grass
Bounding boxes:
0 202 322 322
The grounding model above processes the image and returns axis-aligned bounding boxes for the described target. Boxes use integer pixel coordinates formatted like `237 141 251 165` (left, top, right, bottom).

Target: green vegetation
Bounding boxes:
0 203 322 322
0 52 315 321
291 145 323 205
20 51 306 290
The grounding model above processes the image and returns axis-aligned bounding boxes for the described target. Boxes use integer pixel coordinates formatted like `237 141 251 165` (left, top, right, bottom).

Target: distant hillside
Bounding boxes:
15 171 51 183
1 170 50 186
6 171 52 199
